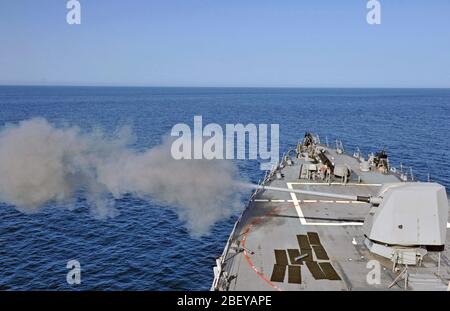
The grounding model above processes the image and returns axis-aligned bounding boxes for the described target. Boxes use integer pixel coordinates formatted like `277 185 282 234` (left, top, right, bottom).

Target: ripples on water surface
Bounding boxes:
0 86 449 290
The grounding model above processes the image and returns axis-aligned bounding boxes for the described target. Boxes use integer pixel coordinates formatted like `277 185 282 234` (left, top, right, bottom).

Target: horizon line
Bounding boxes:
1 84 449 90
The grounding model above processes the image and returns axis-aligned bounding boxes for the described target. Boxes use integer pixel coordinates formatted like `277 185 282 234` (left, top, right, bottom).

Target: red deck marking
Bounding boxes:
241 205 292 291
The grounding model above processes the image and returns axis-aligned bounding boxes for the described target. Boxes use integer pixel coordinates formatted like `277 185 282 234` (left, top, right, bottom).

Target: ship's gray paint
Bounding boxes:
212 142 450 291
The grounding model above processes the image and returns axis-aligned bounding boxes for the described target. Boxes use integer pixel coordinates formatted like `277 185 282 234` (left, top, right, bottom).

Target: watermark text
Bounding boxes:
171 116 279 170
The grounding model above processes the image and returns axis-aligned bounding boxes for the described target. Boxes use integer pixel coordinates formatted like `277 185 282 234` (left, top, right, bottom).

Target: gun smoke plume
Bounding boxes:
0 118 245 237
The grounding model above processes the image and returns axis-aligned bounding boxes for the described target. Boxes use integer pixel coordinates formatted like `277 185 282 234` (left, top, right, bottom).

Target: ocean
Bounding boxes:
0 86 449 290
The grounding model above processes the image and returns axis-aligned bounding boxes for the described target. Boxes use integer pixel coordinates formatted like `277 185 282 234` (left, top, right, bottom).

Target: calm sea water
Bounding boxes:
0 86 449 290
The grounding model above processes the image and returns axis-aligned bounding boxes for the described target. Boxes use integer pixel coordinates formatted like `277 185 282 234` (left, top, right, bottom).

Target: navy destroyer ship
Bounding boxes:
212 133 450 291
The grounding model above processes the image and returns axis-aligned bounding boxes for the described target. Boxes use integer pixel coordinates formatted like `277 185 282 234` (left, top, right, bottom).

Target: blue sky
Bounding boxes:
0 0 449 87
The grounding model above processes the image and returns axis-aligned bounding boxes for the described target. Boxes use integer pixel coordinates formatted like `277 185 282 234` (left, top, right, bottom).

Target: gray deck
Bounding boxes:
213 146 450 291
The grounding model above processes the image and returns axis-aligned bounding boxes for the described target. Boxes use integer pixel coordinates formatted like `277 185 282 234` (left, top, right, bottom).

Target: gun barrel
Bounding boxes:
243 183 377 204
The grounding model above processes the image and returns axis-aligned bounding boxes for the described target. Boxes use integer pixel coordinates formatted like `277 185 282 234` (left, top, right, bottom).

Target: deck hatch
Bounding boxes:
300 249 313 261
288 265 302 284
305 262 327 280
270 264 286 283
307 232 321 245
319 263 341 280
274 249 289 265
287 249 303 265
312 245 330 260
297 235 312 250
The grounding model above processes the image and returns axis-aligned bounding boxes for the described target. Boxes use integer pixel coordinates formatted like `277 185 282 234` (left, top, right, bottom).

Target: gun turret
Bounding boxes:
244 182 448 265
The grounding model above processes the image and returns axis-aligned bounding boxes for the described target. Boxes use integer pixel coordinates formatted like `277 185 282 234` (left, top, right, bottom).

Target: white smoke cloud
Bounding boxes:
0 118 245 237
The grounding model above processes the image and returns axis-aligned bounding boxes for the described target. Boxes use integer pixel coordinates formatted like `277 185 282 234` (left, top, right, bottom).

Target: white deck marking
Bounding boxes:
254 198 367 205
287 182 363 227
289 182 382 187
308 221 363 226
287 183 307 225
